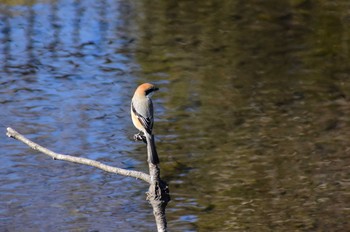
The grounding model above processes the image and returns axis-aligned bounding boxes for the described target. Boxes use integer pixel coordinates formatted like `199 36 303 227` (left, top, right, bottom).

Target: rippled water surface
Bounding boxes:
1 0 350 231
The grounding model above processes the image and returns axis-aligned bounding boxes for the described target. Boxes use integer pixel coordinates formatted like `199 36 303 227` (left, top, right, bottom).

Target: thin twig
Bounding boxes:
6 127 151 184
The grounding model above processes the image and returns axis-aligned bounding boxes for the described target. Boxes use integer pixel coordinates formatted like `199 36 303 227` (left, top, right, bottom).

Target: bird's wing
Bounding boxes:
131 102 153 134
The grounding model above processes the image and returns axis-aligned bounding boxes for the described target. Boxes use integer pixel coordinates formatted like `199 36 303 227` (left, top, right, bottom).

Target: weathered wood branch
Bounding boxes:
148 162 170 232
6 127 151 183
146 133 170 231
6 127 170 232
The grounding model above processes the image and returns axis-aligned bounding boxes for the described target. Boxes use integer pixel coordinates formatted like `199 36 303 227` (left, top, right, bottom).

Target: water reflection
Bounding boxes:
1 0 350 231
133 1 350 231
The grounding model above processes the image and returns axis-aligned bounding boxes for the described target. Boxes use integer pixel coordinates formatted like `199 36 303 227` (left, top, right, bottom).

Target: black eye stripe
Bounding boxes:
145 87 159 95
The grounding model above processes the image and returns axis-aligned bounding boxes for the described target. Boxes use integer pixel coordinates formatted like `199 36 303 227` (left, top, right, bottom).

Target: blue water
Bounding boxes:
0 1 159 231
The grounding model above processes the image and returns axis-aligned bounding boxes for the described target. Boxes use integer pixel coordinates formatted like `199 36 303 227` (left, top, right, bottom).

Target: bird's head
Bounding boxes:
136 83 159 97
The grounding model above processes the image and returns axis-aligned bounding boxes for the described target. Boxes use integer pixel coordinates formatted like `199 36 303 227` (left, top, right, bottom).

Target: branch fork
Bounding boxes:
6 127 170 232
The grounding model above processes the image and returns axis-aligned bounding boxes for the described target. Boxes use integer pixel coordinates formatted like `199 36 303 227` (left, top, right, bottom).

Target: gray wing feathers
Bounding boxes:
131 98 154 134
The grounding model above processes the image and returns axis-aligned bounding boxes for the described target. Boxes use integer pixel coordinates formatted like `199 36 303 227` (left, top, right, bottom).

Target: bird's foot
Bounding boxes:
134 132 147 143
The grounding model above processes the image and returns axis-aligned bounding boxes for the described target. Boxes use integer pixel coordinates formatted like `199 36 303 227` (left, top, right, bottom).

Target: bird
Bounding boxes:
131 83 159 164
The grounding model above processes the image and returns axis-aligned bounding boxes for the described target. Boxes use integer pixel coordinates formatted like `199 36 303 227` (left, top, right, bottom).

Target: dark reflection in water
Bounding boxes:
1 0 350 231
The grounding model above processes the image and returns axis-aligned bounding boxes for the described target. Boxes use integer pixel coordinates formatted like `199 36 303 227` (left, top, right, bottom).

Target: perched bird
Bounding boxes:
131 83 159 164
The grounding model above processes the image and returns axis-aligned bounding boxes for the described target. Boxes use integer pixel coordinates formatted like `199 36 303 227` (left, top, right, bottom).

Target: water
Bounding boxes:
1 0 350 231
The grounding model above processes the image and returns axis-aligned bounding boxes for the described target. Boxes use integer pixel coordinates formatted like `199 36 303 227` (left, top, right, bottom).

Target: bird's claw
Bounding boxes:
134 133 147 143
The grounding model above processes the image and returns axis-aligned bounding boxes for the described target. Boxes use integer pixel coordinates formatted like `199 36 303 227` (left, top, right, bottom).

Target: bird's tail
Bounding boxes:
145 132 159 165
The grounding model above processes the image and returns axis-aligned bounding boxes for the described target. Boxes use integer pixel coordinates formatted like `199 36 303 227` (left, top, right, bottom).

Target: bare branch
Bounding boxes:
6 127 151 184
6 126 170 231
146 136 170 232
